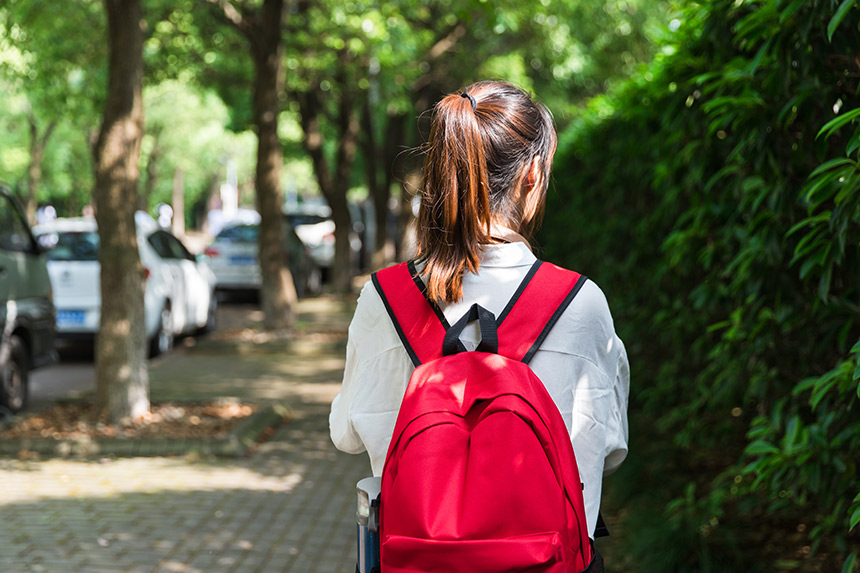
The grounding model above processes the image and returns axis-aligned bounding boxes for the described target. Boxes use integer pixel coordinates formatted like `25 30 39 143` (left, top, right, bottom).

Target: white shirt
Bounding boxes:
329 241 629 536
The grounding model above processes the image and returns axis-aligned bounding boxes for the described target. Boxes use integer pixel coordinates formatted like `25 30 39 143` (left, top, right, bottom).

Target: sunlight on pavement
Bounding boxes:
0 458 304 503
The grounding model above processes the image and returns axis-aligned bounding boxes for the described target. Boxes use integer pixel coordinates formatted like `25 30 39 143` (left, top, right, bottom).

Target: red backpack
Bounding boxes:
372 260 600 573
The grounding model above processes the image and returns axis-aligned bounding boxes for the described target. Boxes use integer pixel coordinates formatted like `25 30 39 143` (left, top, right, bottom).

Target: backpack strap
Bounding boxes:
372 261 454 367
496 261 588 364
372 259 587 366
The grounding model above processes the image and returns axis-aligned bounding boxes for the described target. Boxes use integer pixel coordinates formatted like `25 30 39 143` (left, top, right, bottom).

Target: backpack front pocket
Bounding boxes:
381 531 565 572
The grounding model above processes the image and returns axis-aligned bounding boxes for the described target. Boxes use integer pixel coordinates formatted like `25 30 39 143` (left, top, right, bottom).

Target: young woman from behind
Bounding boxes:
330 79 629 543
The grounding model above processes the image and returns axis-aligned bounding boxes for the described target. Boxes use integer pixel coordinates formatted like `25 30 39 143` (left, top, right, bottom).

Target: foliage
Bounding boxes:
141 80 257 214
540 0 860 569
0 0 106 214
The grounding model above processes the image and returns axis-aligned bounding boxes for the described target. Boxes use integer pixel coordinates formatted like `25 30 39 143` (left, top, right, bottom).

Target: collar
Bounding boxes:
479 241 537 268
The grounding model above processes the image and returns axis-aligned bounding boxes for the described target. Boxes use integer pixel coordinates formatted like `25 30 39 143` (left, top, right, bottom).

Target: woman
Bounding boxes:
330 80 629 539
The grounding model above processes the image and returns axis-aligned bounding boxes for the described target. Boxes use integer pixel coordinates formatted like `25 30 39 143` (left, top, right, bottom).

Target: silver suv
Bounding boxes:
0 185 56 414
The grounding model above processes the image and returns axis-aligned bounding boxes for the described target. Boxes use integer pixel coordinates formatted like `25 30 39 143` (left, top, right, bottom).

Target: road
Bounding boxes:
30 359 94 407
27 298 261 410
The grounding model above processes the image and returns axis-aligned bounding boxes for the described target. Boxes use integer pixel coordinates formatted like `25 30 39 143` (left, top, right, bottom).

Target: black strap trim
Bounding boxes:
407 260 466 354
496 259 543 326
406 260 450 328
521 274 589 365
372 272 422 368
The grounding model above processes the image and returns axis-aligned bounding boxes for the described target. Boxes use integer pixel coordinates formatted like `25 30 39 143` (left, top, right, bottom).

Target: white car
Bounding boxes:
204 219 322 299
33 212 217 356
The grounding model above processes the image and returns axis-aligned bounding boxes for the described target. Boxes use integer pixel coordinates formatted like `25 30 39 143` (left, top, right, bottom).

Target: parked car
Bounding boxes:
33 212 217 357
286 211 335 271
285 202 363 279
204 218 322 299
0 185 56 413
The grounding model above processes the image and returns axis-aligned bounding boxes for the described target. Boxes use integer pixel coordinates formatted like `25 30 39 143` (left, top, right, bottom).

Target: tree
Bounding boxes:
140 81 256 228
93 0 148 423
0 0 107 222
207 0 295 330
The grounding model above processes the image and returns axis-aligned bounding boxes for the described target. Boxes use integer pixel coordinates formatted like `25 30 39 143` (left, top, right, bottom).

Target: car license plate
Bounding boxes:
230 255 255 264
57 310 86 327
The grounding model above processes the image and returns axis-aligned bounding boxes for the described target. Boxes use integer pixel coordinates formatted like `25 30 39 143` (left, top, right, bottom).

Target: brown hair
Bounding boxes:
415 80 557 304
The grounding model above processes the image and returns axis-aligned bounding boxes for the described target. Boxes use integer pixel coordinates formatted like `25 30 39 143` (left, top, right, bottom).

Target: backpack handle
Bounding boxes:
442 304 499 356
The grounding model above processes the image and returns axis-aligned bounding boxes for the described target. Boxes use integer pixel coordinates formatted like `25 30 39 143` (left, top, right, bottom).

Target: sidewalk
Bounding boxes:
0 296 371 573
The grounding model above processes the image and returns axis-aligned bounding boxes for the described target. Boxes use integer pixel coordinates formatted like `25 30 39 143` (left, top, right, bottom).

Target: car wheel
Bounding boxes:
0 335 29 414
149 304 174 357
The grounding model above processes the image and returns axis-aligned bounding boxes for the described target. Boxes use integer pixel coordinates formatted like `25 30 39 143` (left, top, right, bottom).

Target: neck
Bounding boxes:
488 223 532 252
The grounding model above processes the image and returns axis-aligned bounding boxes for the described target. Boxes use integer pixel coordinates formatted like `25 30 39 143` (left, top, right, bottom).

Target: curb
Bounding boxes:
0 402 291 459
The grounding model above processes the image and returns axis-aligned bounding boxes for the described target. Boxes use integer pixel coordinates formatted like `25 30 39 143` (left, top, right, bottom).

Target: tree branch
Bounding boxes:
204 0 255 36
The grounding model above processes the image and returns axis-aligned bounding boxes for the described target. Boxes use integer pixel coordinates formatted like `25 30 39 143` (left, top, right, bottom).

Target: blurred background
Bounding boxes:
1 0 858 570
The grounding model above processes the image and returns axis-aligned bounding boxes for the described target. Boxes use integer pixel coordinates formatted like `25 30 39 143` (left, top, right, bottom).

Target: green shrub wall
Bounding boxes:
540 1 860 570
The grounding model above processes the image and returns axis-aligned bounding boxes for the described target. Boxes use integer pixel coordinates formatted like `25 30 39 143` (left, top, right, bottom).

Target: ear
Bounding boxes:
526 155 543 191
523 156 544 222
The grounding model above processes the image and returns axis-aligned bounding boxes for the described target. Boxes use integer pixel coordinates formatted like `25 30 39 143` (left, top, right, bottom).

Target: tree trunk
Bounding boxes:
377 112 407 267
252 0 295 330
296 54 360 293
25 116 56 225
141 144 159 212
361 96 398 272
171 167 185 237
93 0 148 424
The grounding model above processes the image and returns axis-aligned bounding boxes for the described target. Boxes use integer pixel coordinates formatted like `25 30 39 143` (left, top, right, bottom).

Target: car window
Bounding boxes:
216 225 259 243
43 231 100 261
163 232 194 261
285 213 329 226
0 194 35 254
148 230 193 261
147 231 172 259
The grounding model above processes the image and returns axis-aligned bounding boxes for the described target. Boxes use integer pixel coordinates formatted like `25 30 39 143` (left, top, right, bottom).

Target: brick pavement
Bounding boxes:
0 296 372 573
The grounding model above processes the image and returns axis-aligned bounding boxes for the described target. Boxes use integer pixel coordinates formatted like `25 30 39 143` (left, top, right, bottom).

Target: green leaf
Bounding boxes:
793 376 818 395
808 158 856 179
818 265 833 301
828 0 856 42
846 126 860 156
842 552 857 573
811 378 838 410
786 212 831 237
817 108 860 140
746 440 781 455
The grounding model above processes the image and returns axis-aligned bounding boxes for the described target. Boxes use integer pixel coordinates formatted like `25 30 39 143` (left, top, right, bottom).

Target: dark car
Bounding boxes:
0 185 56 414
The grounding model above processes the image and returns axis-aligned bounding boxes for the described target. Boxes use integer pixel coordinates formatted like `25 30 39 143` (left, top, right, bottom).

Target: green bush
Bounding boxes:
540 0 860 570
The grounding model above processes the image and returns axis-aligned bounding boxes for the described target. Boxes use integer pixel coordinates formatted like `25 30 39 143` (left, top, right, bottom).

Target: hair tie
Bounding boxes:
460 92 477 111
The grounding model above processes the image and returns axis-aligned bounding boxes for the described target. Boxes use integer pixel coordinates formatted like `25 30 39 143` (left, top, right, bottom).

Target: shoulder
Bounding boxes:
570 277 613 322
537 263 614 324
538 269 621 358
350 278 387 333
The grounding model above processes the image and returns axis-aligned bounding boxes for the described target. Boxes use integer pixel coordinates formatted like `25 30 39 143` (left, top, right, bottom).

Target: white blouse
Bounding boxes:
329 241 629 536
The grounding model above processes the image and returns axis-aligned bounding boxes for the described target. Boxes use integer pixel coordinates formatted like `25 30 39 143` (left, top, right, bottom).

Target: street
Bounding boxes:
27 298 264 410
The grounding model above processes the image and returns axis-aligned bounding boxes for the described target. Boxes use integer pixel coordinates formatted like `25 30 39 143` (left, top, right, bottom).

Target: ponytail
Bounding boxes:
417 91 492 304
415 81 557 304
